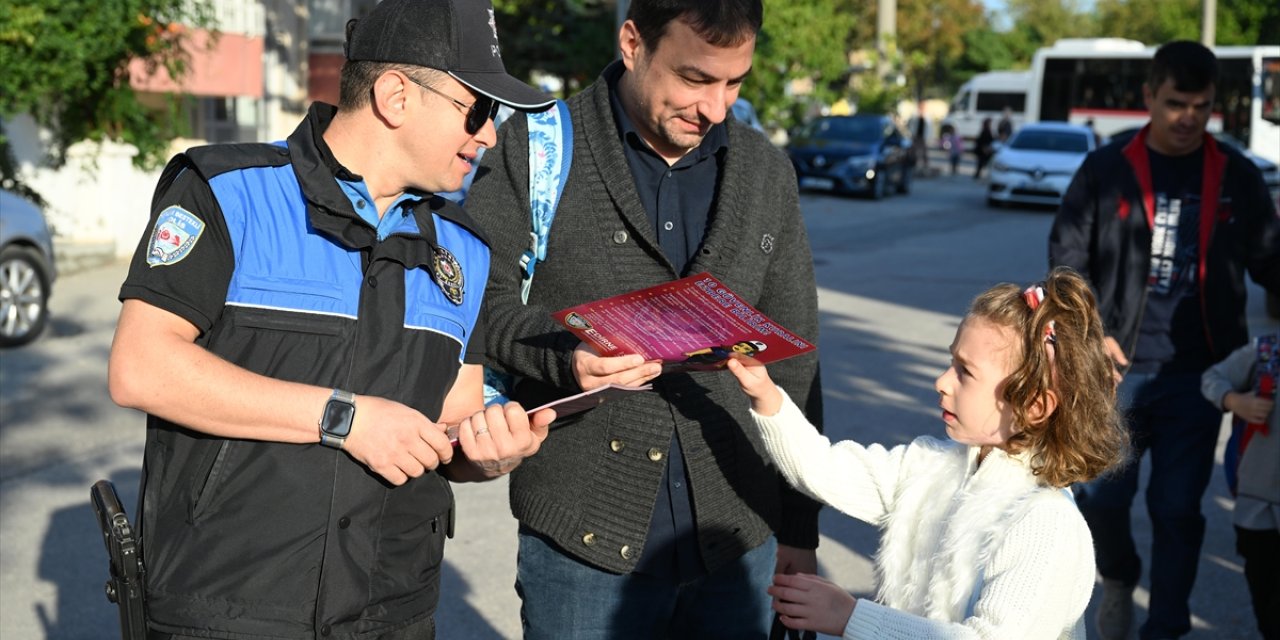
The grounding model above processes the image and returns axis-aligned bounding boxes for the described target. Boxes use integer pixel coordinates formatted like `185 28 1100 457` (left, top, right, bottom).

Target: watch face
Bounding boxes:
322 400 356 437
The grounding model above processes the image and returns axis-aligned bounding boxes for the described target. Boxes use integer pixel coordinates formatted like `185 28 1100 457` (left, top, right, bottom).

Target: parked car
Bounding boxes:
0 189 57 347
787 114 913 199
731 98 765 132
987 122 1097 208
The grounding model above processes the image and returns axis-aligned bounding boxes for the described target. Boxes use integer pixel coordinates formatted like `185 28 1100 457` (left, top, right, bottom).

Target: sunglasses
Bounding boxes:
405 75 499 135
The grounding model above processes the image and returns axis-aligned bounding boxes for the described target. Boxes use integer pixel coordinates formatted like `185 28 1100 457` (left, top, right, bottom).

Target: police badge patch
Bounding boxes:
147 206 205 267
432 245 465 305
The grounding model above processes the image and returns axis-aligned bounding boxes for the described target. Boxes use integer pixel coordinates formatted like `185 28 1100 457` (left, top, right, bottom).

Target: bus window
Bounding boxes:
1218 58 1254 144
1263 58 1280 126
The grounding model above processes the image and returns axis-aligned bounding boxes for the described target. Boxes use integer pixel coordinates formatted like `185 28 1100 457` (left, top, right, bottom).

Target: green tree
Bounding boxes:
835 0 990 102
0 0 214 205
745 0 856 130
492 0 616 96
1005 0 1094 52
1095 0 1279 45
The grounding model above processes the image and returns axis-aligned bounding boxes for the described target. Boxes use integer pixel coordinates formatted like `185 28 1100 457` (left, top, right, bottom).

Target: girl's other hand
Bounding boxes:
768 572 857 636
726 357 783 416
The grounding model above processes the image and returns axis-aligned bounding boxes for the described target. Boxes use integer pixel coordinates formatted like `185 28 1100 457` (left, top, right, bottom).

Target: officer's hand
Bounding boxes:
454 402 555 478
342 395 455 486
571 343 662 391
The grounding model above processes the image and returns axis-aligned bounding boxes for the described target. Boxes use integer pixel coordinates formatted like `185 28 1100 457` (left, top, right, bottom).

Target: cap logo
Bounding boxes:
488 9 500 57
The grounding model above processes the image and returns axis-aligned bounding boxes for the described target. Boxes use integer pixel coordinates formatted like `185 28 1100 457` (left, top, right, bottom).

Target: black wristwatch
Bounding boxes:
319 389 356 449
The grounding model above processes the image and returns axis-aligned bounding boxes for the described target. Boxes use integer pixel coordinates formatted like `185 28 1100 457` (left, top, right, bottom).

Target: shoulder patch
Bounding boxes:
147 206 206 267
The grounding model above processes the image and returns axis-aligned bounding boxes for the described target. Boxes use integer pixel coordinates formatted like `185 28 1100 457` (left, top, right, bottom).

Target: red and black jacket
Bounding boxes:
1049 124 1280 366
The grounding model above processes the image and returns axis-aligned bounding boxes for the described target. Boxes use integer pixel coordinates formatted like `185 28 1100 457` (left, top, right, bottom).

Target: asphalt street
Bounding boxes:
1 168 1273 639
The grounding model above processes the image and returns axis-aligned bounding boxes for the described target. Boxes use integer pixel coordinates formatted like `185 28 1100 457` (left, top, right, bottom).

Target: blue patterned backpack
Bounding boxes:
483 100 573 404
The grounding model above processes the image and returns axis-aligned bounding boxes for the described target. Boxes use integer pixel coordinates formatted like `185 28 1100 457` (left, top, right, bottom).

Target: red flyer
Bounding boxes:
552 273 815 372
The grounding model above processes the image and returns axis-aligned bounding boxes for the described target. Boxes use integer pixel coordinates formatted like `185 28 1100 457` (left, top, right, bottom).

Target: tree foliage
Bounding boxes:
745 0 856 129
0 0 214 204
492 0 617 96
1095 0 1280 46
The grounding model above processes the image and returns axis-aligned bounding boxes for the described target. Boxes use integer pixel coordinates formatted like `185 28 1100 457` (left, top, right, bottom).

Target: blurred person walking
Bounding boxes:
973 118 995 180
1050 40 1280 640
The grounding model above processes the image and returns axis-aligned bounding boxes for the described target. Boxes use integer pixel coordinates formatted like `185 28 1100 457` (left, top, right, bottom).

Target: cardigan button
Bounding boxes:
610 439 625 452
647 448 663 462
613 230 629 244
582 532 596 546
619 544 633 559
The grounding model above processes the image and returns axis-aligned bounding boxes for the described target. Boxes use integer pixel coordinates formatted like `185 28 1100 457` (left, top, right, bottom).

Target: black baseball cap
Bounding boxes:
344 0 554 111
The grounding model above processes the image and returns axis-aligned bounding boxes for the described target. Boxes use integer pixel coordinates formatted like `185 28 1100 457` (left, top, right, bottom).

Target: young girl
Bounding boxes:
728 267 1129 639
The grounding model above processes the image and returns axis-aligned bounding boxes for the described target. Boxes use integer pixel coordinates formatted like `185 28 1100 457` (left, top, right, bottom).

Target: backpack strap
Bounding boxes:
483 100 573 405
520 99 573 304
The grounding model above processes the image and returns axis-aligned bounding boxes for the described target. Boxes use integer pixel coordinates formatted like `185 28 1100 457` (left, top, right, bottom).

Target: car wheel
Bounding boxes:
0 245 51 347
897 166 912 194
987 196 1002 209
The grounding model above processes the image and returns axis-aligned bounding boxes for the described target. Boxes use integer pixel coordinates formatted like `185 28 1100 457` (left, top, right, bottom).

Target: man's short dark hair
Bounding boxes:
1147 40 1218 93
626 0 762 52
338 61 444 110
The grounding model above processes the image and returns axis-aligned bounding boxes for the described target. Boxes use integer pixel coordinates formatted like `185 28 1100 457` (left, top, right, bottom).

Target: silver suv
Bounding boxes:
0 189 57 347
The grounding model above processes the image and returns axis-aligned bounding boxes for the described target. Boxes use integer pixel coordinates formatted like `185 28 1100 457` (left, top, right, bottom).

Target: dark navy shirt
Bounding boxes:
1132 147 1212 373
607 69 727 580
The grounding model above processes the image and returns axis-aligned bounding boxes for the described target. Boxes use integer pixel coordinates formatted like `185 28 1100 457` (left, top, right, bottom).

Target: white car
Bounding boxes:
987 122 1097 208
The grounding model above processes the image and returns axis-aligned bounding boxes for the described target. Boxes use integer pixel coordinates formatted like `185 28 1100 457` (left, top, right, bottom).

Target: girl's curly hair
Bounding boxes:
968 267 1130 487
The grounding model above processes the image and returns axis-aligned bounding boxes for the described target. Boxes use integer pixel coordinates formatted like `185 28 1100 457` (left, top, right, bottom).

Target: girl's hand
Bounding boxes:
768 572 857 636
726 357 783 416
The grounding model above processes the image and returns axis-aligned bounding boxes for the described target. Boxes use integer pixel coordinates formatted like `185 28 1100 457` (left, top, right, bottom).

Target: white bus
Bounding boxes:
1024 38 1280 163
941 70 1032 141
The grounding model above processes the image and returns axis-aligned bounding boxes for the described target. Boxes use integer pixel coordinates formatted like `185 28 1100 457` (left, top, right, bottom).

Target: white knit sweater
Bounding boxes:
752 391 1094 640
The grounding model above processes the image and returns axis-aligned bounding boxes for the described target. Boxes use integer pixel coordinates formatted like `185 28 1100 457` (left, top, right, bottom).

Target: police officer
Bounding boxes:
107 0 554 637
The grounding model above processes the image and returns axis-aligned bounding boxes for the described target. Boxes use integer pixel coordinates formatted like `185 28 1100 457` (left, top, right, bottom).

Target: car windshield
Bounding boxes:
801 118 881 144
1009 130 1089 153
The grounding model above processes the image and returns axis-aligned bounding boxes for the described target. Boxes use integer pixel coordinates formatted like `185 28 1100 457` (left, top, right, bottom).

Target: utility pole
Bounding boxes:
877 0 896 78
1201 0 1216 46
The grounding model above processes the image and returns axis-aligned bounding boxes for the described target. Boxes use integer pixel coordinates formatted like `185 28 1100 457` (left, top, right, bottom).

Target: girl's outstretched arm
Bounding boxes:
727 357 782 415
728 359 912 524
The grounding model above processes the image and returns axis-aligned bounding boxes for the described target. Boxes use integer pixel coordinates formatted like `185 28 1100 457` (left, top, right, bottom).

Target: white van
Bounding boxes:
941 70 1031 141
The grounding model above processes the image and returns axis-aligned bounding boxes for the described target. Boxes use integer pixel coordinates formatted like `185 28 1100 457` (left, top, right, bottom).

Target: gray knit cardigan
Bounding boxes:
466 63 824 575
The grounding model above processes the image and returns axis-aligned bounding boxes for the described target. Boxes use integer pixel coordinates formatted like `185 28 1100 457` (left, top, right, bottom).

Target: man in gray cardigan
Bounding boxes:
466 0 823 637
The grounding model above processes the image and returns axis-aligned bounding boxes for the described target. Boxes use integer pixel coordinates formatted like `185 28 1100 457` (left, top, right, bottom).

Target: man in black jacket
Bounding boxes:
1050 41 1280 640
466 0 823 637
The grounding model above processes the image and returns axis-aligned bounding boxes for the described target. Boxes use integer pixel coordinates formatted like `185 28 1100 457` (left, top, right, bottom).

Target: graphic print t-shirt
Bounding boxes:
1131 147 1212 373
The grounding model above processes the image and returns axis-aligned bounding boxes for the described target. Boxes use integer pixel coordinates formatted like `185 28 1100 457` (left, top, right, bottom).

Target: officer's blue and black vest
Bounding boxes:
128 104 489 638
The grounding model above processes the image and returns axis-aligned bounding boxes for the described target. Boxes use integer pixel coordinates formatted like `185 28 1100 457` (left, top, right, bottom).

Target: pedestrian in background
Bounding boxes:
465 0 824 637
997 106 1014 143
726 268 1129 639
944 128 964 175
1201 334 1280 640
914 112 930 170
106 0 556 637
973 118 995 180
1050 40 1280 640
